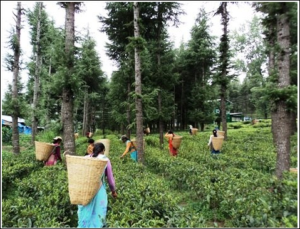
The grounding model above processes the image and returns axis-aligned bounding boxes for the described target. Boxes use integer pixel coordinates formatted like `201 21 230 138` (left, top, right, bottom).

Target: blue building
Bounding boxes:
2 115 32 135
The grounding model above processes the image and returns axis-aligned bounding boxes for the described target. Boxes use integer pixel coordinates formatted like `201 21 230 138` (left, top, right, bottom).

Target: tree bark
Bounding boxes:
133 2 144 163
126 81 131 139
62 2 76 154
31 2 43 143
273 4 292 179
12 2 22 154
157 3 164 148
82 87 89 136
220 2 228 140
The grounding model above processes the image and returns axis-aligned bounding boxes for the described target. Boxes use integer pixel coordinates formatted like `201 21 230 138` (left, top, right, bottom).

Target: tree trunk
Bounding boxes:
268 31 276 144
31 2 42 143
290 112 297 135
158 90 164 148
180 81 184 130
219 2 228 140
45 59 52 128
133 2 144 163
157 3 164 149
62 3 76 154
126 81 131 139
82 88 89 136
273 5 291 179
220 91 227 139
12 2 22 154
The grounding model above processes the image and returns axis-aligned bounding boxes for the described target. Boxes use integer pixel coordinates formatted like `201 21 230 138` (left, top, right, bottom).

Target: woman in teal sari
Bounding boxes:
119 135 138 162
78 143 117 228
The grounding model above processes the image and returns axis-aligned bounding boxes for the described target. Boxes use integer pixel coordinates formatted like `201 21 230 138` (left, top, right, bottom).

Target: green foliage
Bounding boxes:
266 85 297 112
2 126 12 143
229 123 242 129
126 37 147 51
2 125 298 227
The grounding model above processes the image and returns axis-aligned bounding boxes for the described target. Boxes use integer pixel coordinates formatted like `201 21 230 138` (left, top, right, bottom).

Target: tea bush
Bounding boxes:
2 125 298 228
2 126 12 144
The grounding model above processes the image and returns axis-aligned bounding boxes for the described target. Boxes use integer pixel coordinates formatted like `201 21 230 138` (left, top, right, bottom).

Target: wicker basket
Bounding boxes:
35 141 56 161
74 133 79 139
66 155 108 206
212 136 224 151
290 168 297 174
131 138 145 150
192 128 198 135
217 131 225 136
144 127 150 134
95 139 110 156
172 135 183 149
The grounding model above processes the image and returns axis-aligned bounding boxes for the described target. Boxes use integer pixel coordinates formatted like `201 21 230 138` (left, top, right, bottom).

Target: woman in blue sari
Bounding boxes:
78 143 117 228
119 135 138 162
207 129 220 154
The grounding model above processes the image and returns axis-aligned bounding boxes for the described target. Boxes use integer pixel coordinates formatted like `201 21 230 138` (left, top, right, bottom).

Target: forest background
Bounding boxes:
1 1 260 97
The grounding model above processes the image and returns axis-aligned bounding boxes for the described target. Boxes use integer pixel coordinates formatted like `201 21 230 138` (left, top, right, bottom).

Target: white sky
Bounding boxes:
1 1 258 99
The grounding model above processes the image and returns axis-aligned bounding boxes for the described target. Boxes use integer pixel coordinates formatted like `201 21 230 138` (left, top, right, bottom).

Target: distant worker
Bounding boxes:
207 129 220 154
143 126 150 136
189 125 193 135
45 136 63 166
85 138 95 156
120 135 138 162
164 130 178 157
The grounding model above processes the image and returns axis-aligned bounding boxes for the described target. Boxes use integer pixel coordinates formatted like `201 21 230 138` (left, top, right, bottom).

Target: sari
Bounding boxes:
45 143 62 166
168 138 178 156
77 154 116 228
122 140 137 162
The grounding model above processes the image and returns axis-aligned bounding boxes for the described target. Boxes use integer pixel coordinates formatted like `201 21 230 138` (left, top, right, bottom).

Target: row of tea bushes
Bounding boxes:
2 126 297 228
143 128 298 227
3 135 208 227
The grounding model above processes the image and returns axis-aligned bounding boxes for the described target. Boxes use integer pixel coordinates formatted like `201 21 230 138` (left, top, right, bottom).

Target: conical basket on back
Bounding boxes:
172 135 183 149
131 138 145 150
95 139 110 156
35 141 56 161
145 127 150 134
217 130 225 137
290 168 297 174
192 128 198 135
66 155 108 206
212 136 224 151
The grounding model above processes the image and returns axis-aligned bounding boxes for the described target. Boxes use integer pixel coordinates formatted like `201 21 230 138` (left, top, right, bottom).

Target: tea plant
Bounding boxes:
2 124 298 228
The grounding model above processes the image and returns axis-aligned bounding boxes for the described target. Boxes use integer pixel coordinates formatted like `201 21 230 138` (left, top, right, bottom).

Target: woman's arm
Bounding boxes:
105 160 116 192
165 133 172 140
121 141 131 157
208 135 213 146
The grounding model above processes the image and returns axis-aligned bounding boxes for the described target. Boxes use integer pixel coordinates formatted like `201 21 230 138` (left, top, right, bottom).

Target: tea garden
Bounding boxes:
2 120 298 227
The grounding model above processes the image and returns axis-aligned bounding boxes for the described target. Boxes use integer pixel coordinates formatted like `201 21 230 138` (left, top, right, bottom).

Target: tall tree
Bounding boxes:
231 16 269 118
7 3 23 154
133 2 144 163
214 2 233 140
76 32 105 136
185 8 217 131
58 2 83 154
29 2 43 143
147 2 183 146
254 2 297 179
272 3 293 179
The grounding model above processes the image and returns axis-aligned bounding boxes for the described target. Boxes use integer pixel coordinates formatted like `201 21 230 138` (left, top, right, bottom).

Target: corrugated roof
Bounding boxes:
2 115 26 123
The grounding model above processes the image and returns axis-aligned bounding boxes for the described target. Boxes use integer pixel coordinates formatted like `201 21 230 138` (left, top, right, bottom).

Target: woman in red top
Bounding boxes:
164 130 178 156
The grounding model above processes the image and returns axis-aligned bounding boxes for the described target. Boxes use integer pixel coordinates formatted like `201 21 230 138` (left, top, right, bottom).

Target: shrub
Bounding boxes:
2 126 12 144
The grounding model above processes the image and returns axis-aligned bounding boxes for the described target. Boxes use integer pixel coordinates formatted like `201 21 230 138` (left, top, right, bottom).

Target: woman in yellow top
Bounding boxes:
120 135 137 162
